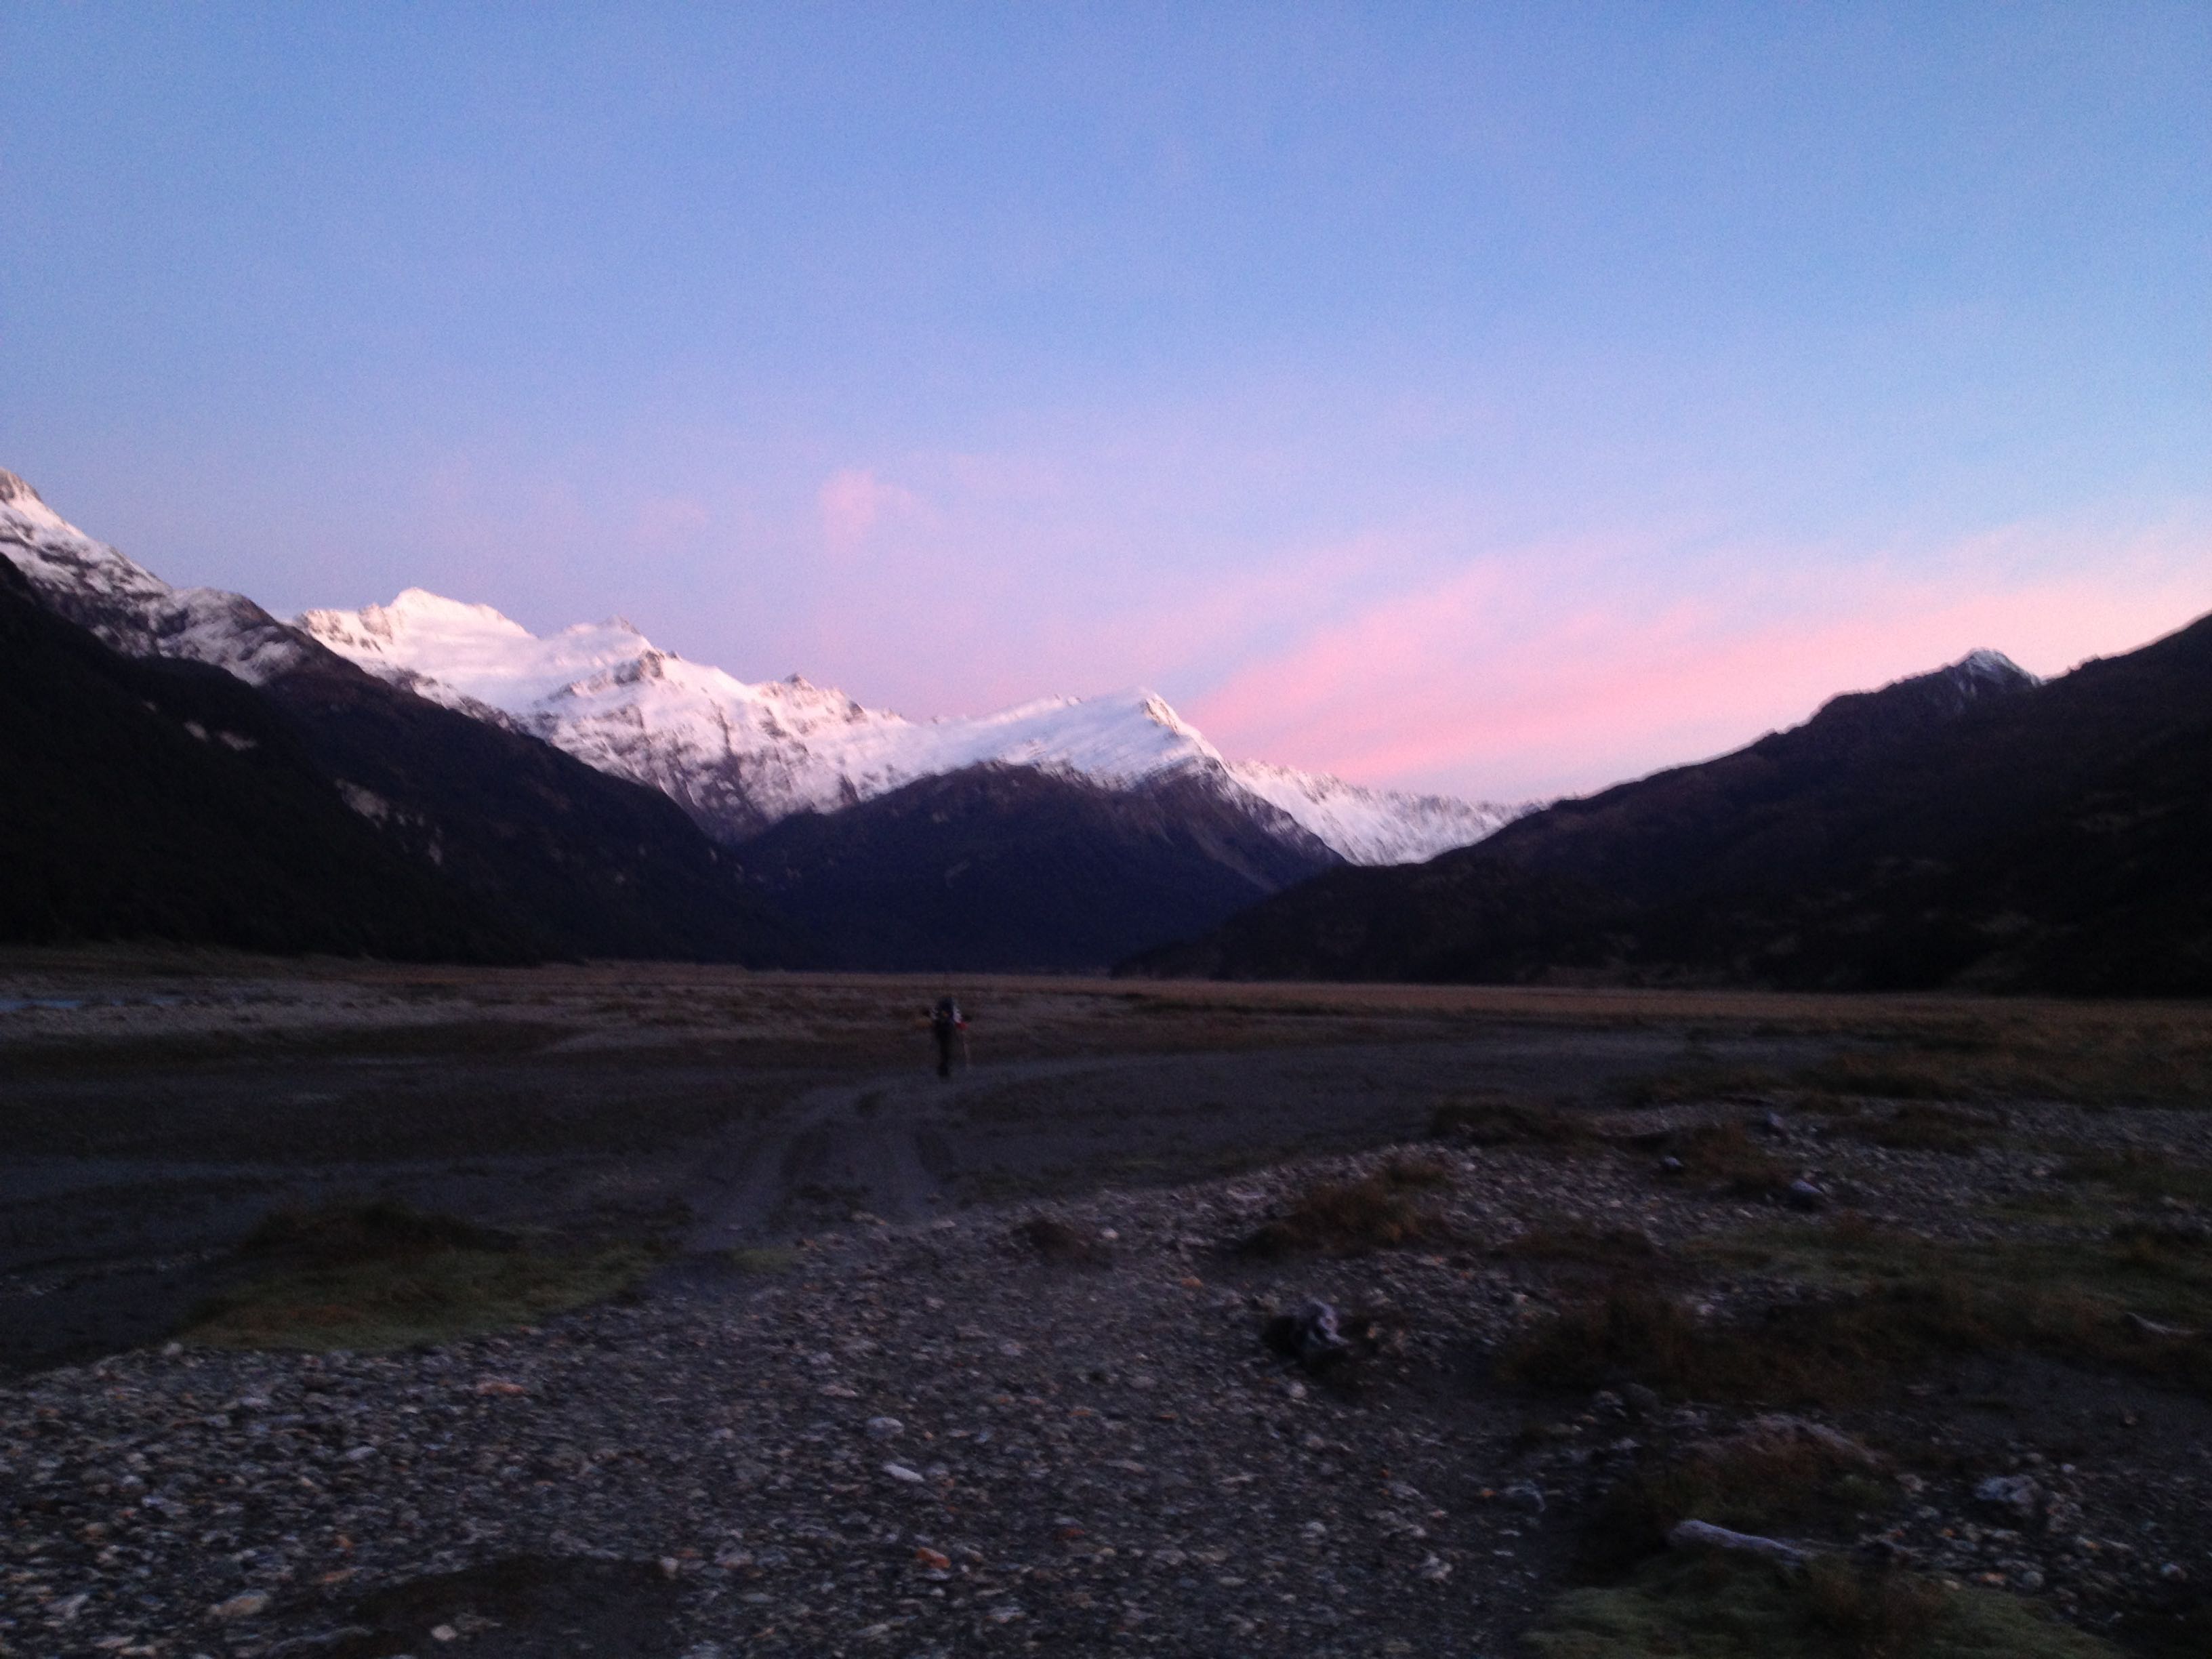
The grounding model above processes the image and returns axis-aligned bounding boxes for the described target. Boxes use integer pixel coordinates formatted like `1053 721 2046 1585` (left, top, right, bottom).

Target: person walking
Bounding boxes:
928 996 968 1080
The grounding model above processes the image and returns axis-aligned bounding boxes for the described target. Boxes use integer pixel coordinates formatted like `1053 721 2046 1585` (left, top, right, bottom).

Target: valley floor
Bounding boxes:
3 955 2209 1656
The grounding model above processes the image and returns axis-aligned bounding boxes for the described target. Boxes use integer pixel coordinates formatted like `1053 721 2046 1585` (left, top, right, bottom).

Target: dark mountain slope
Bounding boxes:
0 559 530 958
253 649 808 965
733 763 1340 971
1474 651 2042 903
1766 623 2212 994
2 483 806 964
1130 619 2212 994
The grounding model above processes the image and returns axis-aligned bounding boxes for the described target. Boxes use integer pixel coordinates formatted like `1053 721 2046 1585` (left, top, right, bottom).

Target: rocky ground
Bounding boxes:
7 1082 2212 1658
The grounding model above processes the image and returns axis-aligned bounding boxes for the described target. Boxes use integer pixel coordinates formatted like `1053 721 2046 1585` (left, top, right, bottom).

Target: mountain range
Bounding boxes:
15 466 2203 991
1128 621 2212 995
293 588 1523 862
0 470 1521 968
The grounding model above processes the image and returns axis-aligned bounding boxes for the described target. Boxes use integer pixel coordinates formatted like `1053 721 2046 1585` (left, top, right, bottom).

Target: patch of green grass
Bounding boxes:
184 1201 649 1351
2054 1149 2212 1208
1502 1220 2212 1405
1987 1188 2088 1221
718 1245 800 1275
1527 1551 2121 1659
1705 1216 2212 1338
1626 1024 2212 1113
1824 1103 1996 1155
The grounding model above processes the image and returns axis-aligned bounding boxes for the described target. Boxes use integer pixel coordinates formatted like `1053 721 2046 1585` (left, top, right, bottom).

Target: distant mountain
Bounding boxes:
0 470 805 965
1222 760 1532 867
0 555 533 958
1128 628 2212 995
295 588 1525 862
1450 649 2045 907
732 762 1341 971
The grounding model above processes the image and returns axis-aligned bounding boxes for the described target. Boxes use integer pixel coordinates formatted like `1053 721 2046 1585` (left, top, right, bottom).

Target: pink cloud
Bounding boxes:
1190 515 2212 800
817 467 926 554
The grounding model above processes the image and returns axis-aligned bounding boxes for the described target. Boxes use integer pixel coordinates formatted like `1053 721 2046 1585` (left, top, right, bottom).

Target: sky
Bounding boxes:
4 3 2207 801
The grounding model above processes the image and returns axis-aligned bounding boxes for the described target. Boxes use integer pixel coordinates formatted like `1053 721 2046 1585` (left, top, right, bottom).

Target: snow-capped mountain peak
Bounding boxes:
297 589 659 708
0 468 62 523
1227 760 1532 866
295 588 1517 859
0 471 315 685
1950 648 2038 689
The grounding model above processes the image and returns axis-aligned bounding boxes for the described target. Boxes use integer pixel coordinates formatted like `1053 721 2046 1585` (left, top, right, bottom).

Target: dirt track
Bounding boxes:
678 1029 1830 1247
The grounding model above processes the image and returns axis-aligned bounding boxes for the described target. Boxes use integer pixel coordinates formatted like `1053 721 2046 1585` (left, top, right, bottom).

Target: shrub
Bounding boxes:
1499 1224 1664 1270
1242 1172 1452 1258
1583 1417 1894 1576
1378 1151 1456 1189
1013 1214 1110 1265
1827 1104 1993 1155
1648 1122 1795 1198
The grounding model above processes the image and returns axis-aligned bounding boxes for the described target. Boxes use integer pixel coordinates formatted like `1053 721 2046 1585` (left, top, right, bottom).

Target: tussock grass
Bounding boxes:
718 1245 799 1275
1711 1214 2212 1332
1622 1064 1791 1107
1526 1551 2121 1659
1503 1217 2212 1404
1645 1121 1797 1198
2055 1149 2212 1208
1429 1097 1603 1151
1377 1151 1456 1189
185 1200 648 1351
1798 1052 1981 1103
1632 1021 2212 1113
1824 1103 1996 1155
1498 1224 1666 1272
1582 1418 1894 1576
1241 1169 1452 1259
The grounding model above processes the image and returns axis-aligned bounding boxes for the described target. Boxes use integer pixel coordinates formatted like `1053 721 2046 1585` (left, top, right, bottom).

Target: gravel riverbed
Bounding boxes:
8 1104 2212 1658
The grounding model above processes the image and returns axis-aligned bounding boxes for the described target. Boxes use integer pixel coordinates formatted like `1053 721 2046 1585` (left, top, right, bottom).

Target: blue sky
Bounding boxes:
5 3 2207 797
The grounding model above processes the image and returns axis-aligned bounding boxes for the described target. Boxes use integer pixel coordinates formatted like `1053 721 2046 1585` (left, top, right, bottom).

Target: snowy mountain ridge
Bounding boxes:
0 470 1527 865
0 469 317 686
294 587 1525 861
1225 760 1532 867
